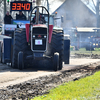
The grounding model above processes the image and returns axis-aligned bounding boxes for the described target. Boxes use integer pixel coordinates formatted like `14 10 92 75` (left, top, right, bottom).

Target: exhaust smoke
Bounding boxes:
36 0 41 5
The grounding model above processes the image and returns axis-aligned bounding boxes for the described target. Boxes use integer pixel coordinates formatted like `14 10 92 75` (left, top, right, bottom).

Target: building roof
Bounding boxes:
51 0 96 14
81 0 96 14
49 0 66 14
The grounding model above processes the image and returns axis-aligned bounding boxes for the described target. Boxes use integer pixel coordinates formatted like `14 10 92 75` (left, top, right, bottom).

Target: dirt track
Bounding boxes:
0 58 100 89
0 58 100 99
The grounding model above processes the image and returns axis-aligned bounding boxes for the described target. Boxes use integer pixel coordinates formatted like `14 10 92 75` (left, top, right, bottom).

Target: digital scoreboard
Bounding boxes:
10 1 32 11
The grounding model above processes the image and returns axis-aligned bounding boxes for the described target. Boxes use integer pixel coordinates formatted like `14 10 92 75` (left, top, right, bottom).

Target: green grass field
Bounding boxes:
32 71 100 100
71 48 100 55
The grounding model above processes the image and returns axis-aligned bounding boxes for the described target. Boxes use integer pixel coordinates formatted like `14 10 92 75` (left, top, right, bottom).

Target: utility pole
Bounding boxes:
4 0 6 16
47 0 49 12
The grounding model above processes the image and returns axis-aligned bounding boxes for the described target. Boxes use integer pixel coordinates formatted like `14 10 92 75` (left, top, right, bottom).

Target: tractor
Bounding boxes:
0 1 70 71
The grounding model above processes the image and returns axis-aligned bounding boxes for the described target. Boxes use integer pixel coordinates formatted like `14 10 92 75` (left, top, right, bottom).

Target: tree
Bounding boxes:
91 0 100 27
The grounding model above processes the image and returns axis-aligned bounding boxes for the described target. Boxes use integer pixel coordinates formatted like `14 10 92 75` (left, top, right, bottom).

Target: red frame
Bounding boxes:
25 24 53 43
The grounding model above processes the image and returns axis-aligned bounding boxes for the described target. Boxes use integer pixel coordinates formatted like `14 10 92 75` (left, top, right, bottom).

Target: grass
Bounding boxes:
71 48 100 55
32 71 100 100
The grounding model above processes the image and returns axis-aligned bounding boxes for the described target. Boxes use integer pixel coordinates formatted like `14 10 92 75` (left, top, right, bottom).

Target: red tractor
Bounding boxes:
12 6 63 71
0 1 70 71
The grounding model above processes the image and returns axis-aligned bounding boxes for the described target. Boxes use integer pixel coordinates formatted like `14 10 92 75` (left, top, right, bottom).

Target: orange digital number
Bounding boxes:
12 3 16 10
17 3 21 10
26 3 30 10
21 3 26 10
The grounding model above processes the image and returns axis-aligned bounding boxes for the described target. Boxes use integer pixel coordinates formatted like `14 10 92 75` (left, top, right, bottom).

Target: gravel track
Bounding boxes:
0 61 100 100
74 53 100 59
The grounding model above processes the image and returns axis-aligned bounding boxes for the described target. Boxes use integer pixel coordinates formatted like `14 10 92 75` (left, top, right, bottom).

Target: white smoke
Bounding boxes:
36 0 41 6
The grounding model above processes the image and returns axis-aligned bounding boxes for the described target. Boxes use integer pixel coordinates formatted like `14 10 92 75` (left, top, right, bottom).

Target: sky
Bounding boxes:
48 0 66 14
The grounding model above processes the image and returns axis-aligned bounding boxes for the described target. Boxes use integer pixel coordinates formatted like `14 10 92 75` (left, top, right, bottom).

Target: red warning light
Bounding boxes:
38 35 42 38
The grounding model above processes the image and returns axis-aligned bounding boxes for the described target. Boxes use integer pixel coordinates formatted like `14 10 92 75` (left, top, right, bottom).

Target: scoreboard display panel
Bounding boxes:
10 1 32 11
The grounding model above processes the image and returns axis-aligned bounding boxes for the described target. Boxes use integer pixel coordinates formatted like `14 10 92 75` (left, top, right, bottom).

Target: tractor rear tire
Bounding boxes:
51 29 64 70
12 28 28 69
63 39 70 64
53 53 59 71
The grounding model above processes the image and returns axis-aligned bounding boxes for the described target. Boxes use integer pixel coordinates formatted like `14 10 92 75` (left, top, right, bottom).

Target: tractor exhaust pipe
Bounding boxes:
36 7 39 24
